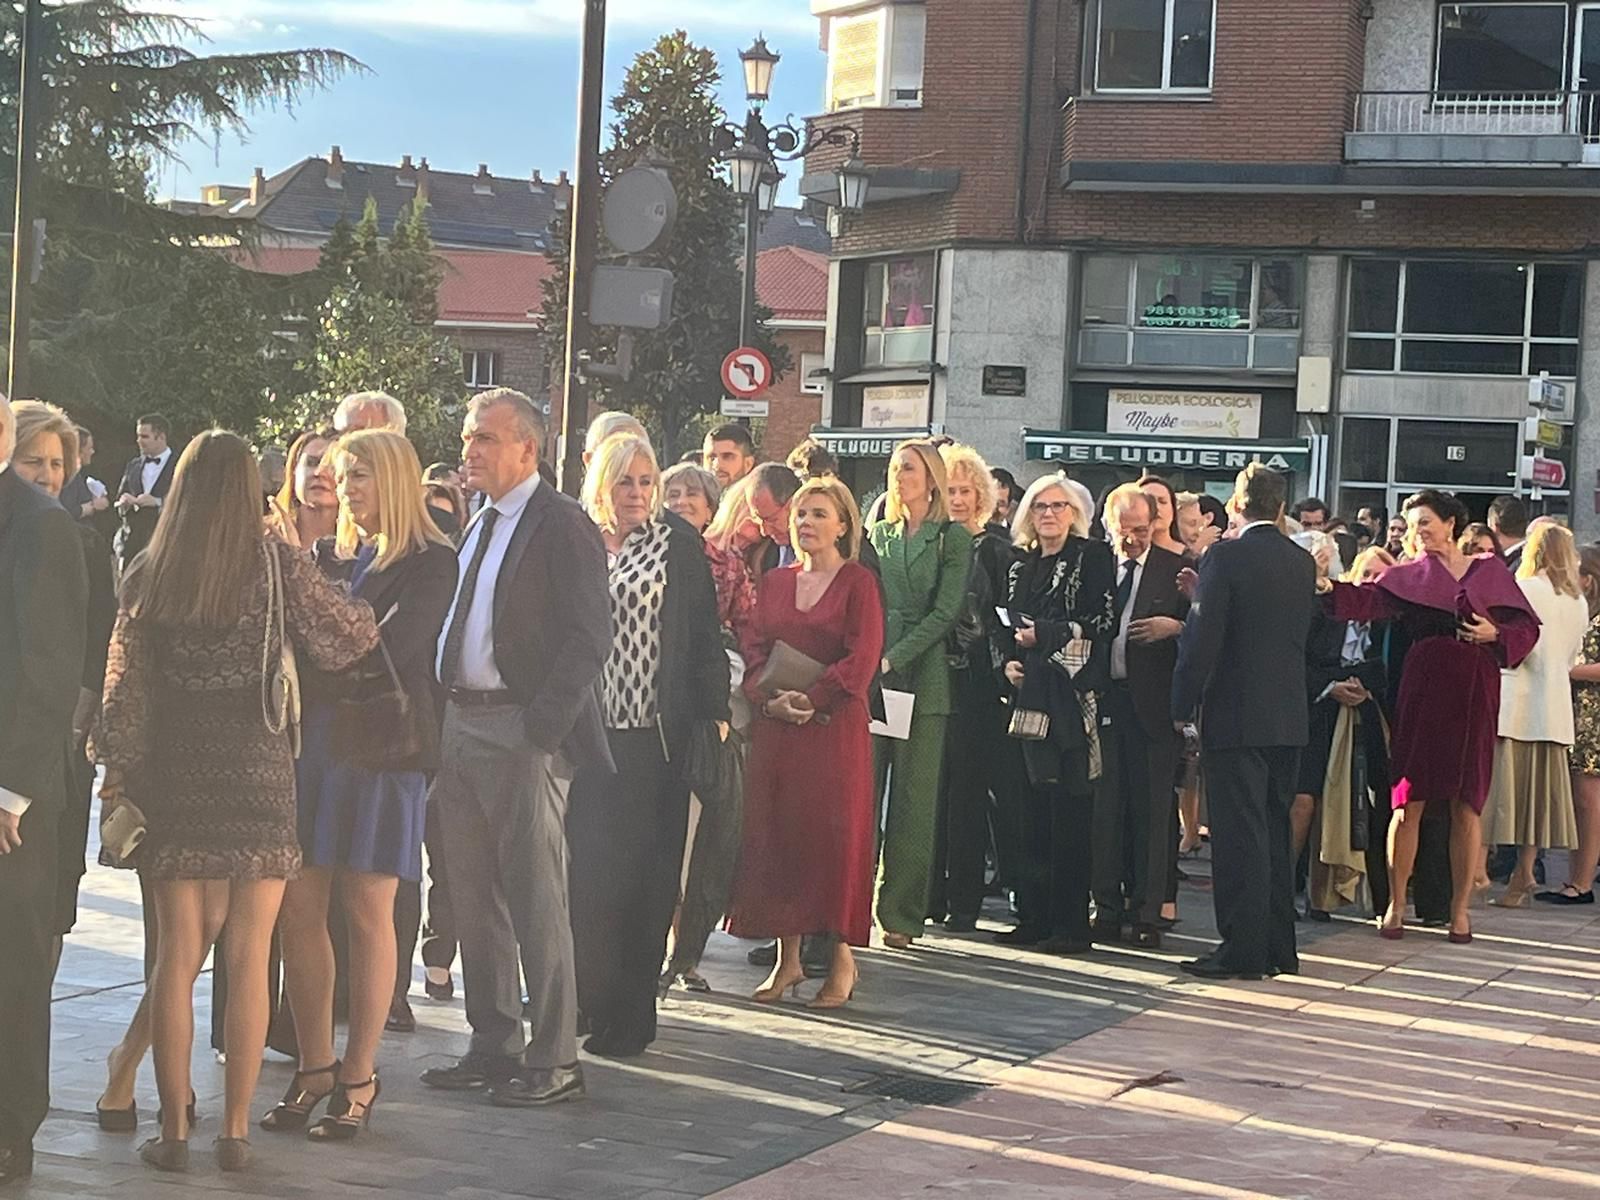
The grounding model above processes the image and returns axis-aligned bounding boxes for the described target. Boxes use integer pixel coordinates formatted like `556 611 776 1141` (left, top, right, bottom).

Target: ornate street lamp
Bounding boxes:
757 165 782 215
726 141 767 200
837 156 870 214
740 36 780 105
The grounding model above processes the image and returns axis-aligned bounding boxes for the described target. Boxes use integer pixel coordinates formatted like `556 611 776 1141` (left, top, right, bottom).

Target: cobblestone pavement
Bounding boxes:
17 837 1598 1199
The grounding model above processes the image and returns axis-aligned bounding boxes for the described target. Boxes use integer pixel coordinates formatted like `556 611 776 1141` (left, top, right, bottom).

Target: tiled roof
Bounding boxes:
756 245 828 324
235 245 550 327
757 205 832 254
217 154 568 253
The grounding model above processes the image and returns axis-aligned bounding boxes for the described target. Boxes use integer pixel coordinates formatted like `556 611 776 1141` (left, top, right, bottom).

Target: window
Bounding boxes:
1078 253 1301 371
462 349 499 389
826 4 925 111
863 255 936 366
800 351 826 395
1095 0 1215 93
1345 259 1580 377
1436 4 1568 94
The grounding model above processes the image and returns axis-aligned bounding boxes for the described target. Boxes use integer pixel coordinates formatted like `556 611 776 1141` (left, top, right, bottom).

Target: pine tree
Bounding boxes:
540 30 789 461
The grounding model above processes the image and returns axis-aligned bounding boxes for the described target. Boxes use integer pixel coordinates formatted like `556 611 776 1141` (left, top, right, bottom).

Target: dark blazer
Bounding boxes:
1122 543 1190 740
1171 523 1315 750
490 480 614 773
0 470 88 810
650 520 732 763
115 451 176 567
316 539 458 773
78 524 117 695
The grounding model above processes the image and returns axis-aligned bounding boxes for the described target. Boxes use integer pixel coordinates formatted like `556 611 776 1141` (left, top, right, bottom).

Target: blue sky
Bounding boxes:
155 0 824 205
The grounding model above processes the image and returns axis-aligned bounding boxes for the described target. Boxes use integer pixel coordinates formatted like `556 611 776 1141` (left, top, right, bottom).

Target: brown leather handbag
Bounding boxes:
331 636 425 772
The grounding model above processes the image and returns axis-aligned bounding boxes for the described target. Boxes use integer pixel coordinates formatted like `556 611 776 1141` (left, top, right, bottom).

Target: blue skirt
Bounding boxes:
295 701 426 881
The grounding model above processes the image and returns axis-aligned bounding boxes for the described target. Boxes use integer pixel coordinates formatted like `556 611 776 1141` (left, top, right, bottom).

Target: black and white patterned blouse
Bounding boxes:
602 519 671 730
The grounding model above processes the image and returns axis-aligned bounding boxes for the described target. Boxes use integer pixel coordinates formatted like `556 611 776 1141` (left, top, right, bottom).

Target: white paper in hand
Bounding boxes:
869 687 915 740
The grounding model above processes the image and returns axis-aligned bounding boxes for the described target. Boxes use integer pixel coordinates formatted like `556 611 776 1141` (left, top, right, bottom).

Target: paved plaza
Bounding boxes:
18 838 1600 1200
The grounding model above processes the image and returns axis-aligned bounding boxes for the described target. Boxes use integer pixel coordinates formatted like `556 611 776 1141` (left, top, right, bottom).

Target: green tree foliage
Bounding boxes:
0 1 360 446
540 31 789 461
266 199 464 465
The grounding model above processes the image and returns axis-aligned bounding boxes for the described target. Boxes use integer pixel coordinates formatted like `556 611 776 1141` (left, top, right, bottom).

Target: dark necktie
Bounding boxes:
438 506 500 687
1114 558 1138 622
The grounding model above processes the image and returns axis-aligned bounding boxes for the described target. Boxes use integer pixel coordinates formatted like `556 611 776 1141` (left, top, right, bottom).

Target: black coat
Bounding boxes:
1172 523 1315 750
314 539 458 773
114 451 176 567
1299 610 1390 799
1120 543 1190 740
77 524 116 694
0 470 87 811
652 519 732 764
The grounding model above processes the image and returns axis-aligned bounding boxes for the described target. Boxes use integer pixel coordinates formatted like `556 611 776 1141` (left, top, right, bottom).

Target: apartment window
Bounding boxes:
1335 415 1552 522
800 351 826 395
1345 260 1580 377
863 255 936 367
462 349 499 389
1079 253 1301 371
1436 4 1567 94
826 4 926 111
1095 0 1215 93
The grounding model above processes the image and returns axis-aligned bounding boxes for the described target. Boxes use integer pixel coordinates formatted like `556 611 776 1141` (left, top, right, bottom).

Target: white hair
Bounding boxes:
0 395 11 464
585 410 647 453
333 390 407 435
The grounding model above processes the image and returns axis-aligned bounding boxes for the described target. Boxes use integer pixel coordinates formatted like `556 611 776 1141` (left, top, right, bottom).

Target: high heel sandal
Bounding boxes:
806 972 858 1011
751 971 805 1003
307 1074 380 1142
259 1061 339 1132
1492 882 1532 908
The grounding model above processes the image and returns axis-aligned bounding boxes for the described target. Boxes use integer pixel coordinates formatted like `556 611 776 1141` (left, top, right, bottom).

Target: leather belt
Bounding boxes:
447 687 516 707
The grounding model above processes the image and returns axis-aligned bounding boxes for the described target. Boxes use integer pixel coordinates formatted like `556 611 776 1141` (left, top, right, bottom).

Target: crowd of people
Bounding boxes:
2 385 1597 1184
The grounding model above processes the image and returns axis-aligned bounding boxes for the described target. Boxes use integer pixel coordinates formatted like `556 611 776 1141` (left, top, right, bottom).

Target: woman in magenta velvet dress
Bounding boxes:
729 478 883 1010
1322 490 1538 943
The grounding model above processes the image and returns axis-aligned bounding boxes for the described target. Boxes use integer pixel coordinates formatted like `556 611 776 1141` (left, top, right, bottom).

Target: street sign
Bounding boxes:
721 347 773 399
719 397 770 418
1524 415 1565 449
590 265 674 329
601 165 677 255
1528 374 1569 414
1522 454 1567 488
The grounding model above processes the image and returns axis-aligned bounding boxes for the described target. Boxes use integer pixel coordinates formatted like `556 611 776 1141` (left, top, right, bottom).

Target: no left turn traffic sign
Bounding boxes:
721 347 773 399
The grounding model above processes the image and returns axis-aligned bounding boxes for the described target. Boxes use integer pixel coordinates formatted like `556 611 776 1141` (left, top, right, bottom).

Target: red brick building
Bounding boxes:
754 244 829 460
799 0 1600 528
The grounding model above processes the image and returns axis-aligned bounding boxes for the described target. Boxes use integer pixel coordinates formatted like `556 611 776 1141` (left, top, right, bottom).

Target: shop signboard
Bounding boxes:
1106 389 1262 440
1023 430 1312 475
812 427 932 459
862 384 930 430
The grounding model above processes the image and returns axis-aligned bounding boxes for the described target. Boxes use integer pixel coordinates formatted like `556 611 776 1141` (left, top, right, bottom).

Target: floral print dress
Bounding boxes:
1572 610 1600 776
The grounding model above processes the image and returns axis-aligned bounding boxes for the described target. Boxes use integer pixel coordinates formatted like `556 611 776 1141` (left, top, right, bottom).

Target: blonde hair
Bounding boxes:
1520 521 1581 599
131 430 265 630
938 442 994 529
10 399 79 483
330 430 450 570
706 473 758 553
581 432 661 532
1013 472 1091 546
884 439 949 525
791 476 863 561
1102 482 1156 534
1344 545 1396 583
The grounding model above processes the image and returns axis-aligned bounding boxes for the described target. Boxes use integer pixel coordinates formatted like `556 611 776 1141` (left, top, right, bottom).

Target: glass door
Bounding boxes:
1574 5 1600 160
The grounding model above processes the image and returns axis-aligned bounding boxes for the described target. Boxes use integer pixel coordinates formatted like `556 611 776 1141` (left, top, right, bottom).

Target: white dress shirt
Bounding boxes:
1110 549 1149 682
435 470 540 690
0 461 26 816
140 447 172 500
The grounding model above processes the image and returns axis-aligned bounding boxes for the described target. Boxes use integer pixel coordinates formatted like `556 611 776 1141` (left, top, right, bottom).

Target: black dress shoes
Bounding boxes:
0 1143 32 1183
385 997 416 1033
943 915 978 933
1089 916 1123 943
420 1055 516 1092
994 925 1049 946
1131 924 1162 949
1038 935 1094 956
489 1064 585 1108
1180 957 1261 981
746 941 778 967
584 1030 649 1059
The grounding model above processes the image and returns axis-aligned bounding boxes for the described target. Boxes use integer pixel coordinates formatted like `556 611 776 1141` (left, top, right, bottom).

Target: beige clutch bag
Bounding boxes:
100 801 148 864
753 640 826 698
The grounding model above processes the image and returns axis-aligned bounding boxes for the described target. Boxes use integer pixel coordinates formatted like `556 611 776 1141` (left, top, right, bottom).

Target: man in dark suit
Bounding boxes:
1093 484 1189 949
1488 494 1528 574
421 388 611 1109
1172 464 1313 980
0 398 88 1182
113 412 176 569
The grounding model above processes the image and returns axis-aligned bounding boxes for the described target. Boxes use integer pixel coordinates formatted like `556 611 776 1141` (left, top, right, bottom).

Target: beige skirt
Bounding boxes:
1482 738 1578 849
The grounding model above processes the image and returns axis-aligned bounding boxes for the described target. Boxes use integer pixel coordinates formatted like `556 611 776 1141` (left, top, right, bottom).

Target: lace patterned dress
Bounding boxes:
95 540 378 880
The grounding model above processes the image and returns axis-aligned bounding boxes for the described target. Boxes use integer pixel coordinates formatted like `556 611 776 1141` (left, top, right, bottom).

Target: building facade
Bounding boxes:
801 0 1598 529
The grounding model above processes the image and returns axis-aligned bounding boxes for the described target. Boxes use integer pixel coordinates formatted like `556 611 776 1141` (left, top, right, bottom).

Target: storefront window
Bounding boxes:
1345 259 1581 377
863 254 936 366
1079 253 1301 371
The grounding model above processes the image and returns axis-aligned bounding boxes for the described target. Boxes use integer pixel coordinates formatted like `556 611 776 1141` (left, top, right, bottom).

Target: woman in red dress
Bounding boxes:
1321 489 1538 944
728 478 884 1010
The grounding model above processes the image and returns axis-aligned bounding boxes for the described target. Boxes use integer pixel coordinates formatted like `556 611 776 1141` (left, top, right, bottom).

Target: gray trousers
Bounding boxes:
432 701 578 1069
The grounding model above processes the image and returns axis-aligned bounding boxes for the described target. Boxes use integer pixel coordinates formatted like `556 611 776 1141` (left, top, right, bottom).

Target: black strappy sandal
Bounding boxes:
307 1073 380 1142
258 1062 339 1132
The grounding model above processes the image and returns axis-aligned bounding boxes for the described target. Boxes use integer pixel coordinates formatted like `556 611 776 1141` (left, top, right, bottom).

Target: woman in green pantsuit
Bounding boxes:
869 441 974 948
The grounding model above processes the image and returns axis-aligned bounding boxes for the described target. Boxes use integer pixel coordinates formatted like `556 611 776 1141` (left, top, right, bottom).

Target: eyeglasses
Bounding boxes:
1031 500 1073 515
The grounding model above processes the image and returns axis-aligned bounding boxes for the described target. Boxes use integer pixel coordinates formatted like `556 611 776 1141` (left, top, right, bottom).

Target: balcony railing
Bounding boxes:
1348 91 1600 165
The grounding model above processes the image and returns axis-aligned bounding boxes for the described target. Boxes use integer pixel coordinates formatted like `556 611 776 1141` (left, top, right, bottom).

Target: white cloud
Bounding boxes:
150 0 813 41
